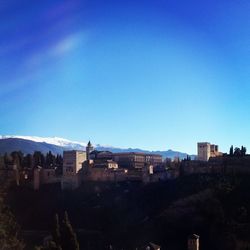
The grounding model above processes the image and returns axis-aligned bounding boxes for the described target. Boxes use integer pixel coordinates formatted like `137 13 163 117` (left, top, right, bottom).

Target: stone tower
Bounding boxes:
197 142 211 161
188 234 199 250
86 141 94 160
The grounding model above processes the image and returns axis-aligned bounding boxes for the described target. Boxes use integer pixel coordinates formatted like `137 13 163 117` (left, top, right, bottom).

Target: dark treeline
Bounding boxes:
229 145 247 157
1 151 63 170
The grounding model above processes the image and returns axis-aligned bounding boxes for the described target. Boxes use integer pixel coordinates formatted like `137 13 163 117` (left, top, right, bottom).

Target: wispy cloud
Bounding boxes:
0 71 40 97
1 31 87 97
51 32 85 56
24 31 87 69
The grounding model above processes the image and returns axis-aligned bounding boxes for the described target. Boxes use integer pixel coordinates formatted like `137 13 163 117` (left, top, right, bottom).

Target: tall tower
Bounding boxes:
61 150 86 190
197 142 211 161
86 141 94 160
188 234 199 250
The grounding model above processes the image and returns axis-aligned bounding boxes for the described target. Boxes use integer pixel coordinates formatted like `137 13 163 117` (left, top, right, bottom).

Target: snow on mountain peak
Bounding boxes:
0 135 87 148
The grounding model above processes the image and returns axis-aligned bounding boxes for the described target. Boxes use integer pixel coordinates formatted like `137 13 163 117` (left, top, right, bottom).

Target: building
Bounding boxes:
197 142 222 161
61 150 87 189
86 141 94 160
210 144 220 157
94 159 118 169
142 164 168 183
147 243 161 250
82 167 126 182
144 242 161 250
188 234 199 250
34 167 61 190
89 150 113 160
197 142 211 161
112 152 162 169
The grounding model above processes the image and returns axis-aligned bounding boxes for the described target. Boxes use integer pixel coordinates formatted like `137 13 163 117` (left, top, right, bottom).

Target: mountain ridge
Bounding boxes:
0 135 195 159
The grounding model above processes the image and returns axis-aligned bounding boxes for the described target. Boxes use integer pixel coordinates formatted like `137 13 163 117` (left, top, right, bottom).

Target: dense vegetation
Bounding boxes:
0 182 24 250
0 151 64 250
1 151 63 170
4 172 250 250
229 146 247 157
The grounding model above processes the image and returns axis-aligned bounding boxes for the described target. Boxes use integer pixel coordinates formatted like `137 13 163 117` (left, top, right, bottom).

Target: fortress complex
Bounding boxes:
31 141 168 190
89 150 163 169
59 142 164 189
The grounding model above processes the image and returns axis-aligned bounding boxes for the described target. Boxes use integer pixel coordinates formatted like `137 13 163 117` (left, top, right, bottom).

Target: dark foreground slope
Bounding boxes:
6 173 250 250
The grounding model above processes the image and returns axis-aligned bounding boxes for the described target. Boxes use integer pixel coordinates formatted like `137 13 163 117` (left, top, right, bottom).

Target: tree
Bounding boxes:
38 212 79 250
41 154 45 168
241 146 247 156
11 151 23 170
23 154 33 168
46 151 56 168
55 155 63 175
36 213 62 250
35 240 61 250
52 214 61 247
234 147 241 157
0 155 4 168
55 155 63 167
0 182 24 249
61 212 79 250
4 153 12 167
229 145 234 156
33 151 44 168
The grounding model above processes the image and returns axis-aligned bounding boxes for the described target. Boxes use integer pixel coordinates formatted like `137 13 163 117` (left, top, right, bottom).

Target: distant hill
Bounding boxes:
95 146 195 160
0 138 65 155
0 135 86 149
0 136 196 159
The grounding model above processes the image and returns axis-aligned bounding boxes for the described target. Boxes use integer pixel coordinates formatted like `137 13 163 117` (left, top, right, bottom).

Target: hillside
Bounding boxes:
6 173 250 250
0 138 64 155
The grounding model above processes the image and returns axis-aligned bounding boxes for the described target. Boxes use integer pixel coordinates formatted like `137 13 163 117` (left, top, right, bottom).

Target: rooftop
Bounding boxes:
113 152 162 157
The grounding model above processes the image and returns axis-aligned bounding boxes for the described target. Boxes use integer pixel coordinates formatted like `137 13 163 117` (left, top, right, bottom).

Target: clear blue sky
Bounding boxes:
0 0 249 154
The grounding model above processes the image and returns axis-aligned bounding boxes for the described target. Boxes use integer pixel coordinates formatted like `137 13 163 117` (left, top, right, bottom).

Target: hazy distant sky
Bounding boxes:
0 0 249 154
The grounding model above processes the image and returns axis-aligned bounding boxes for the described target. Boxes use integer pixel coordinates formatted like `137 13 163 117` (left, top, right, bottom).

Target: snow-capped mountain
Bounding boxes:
0 135 87 150
0 135 195 159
